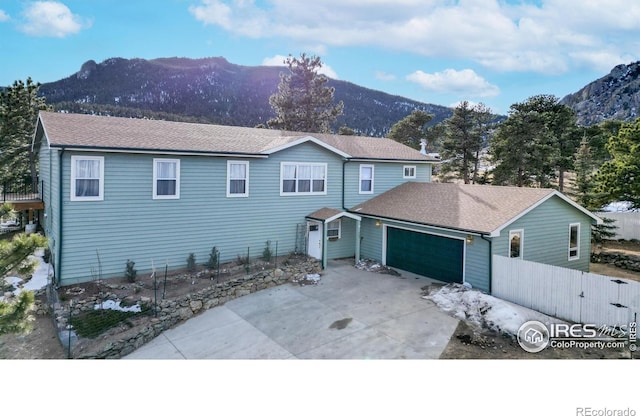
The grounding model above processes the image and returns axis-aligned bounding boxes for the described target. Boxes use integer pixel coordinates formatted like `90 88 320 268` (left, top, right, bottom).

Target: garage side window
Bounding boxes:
569 223 580 260
509 230 523 258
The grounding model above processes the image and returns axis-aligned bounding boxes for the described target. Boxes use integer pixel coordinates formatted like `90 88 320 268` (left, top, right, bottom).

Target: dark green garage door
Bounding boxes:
386 227 464 283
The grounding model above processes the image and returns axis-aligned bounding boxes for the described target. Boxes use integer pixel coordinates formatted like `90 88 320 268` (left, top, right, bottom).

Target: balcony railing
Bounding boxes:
1 177 43 203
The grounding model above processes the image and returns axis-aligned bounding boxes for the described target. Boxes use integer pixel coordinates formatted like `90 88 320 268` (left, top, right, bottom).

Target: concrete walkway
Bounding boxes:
123 260 459 359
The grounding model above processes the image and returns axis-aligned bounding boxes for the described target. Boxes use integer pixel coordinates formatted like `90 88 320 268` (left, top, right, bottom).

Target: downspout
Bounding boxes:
342 159 349 210
342 159 361 264
481 234 492 294
56 148 65 286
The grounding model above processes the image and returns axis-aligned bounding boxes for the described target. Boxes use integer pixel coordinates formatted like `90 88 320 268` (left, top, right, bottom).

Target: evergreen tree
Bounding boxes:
595 118 640 209
0 78 51 186
0 290 35 335
268 53 343 133
440 101 491 184
490 95 577 189
387 109 434 149
0 223 46 335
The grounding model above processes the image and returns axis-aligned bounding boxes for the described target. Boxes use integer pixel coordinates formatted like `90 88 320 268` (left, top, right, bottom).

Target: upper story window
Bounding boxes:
281 162 327 195
569 223 580 260
153 158 180 199
509 230 523 259
403 165 416 179
359 164 374 194
327 219 341 239
227 161 249 197
71 155 104 201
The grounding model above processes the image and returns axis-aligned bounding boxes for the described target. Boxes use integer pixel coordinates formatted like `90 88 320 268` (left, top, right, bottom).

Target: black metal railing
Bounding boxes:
1 177 43 203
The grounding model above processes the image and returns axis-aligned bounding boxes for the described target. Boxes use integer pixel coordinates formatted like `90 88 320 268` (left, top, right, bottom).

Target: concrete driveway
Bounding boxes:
123 259 459 359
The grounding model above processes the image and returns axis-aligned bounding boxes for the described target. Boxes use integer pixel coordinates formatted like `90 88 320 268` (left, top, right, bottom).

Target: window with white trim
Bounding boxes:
280 162 327 195
509 230 523 258
403 165 416 179
327 219 341 239
71 156 104 201
153 158 180 199
569 223 580 260
227 161 249 197
359 164 374 194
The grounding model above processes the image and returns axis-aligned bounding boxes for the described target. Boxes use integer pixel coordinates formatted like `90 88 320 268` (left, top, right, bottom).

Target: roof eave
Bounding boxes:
349 211 490 236
47 144 269 158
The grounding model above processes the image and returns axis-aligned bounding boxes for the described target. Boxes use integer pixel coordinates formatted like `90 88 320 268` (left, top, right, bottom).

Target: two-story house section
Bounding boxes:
34 111 437 286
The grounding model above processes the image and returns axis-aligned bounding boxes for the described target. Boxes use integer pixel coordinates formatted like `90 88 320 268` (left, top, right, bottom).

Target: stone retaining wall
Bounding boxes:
591 252 640 273
52 259 321 359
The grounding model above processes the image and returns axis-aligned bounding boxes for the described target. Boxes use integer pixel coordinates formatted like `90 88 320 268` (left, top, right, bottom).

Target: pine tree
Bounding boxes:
387 109 434 149
440 101 491 184
0 78 51 186
267 53 343 133
490 95 577 188
0 226 46 335
595 118 640 209
0 290 35 335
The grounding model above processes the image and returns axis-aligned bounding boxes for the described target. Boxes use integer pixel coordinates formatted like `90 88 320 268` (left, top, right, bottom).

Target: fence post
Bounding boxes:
216 249 220 284
162 261 168 300
67 300 73 359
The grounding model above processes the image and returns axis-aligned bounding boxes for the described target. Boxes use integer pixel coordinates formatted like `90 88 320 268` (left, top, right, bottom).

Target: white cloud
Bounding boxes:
188 0 640 75
20 1 91 37
262 55 289 66
262 54 339 79
374 71 396 81
406 69 500 98
0 10 10 22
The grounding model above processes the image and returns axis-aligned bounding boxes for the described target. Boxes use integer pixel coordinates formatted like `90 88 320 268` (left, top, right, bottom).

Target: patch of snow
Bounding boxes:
423 283 565 336
292 273 322 286
601 201 637 212
355 259 401 276
0 249 52 301
94 299 142 313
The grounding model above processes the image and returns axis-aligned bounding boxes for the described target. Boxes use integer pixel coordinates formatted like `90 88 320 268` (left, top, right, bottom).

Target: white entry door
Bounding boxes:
307 221 323 260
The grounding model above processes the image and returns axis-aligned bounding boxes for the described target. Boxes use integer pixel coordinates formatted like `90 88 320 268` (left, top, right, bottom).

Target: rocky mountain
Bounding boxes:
38 56 454 137
561 61 640 126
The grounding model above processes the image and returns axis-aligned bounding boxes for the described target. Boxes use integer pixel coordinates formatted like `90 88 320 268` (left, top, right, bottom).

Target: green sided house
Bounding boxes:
33 111 601 293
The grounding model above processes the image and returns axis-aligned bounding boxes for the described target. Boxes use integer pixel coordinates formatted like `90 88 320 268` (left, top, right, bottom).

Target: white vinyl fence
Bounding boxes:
492 255 639 327
597 212 640 241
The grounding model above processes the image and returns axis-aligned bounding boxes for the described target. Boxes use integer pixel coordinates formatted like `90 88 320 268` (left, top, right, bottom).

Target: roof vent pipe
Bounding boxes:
419 139 427 155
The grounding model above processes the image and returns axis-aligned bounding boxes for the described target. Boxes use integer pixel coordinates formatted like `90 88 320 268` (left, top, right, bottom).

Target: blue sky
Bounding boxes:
1 0 639 115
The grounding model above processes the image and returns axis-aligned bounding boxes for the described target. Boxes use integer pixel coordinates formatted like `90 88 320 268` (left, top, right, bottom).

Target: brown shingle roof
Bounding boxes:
38 112 436 161
350 182 560 235
306 208 344 221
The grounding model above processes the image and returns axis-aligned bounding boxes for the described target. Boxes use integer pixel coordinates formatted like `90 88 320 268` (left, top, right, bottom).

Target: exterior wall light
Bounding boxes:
466 235 473 244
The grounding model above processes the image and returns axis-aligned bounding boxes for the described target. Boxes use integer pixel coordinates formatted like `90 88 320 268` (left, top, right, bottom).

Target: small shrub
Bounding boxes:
236 253 249 265
262 240 272 262
125 260 137 283
207 246 219 269
187 253 197 272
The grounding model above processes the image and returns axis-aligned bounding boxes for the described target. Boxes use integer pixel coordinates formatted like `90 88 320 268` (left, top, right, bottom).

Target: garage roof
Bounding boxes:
349 182 601 236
